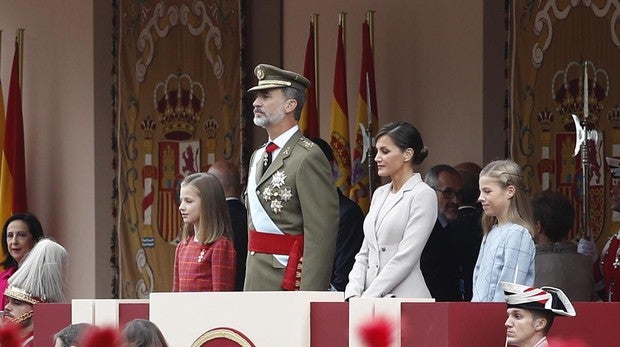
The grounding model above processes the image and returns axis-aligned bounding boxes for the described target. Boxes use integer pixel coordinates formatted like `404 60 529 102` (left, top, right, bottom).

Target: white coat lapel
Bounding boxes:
374 186 404 233
374 174 421 232
365 187 387 246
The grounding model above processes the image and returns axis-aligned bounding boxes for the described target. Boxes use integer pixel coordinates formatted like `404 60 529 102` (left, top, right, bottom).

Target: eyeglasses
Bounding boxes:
432 186 462 199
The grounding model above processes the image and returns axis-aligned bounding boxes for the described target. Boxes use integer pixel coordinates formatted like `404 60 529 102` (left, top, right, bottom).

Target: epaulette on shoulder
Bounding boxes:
299 136 315 149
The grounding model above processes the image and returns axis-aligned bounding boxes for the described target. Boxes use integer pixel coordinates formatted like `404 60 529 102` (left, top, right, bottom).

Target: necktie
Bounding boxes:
263 142 279 171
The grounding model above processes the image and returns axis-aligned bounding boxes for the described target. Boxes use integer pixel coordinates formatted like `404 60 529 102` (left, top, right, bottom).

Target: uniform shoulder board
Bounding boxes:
299 137 314 148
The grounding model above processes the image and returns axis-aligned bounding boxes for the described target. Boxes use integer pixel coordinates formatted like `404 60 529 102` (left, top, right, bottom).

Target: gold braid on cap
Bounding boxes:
4 285 45 305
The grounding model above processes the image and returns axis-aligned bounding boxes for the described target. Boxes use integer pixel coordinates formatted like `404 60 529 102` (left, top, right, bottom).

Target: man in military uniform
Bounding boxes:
600 157 620 300
502 282 576 347
244 64 338 291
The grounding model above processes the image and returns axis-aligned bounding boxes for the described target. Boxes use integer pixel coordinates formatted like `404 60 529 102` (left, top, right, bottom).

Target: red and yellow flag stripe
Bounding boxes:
350 20 378 214
329 18 351 195
0 38 28 224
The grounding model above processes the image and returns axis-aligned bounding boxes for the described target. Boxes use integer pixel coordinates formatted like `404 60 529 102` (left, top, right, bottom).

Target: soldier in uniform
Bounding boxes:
600 157 620 300
2 239 68 346
502 282 576 347
244 64 338 291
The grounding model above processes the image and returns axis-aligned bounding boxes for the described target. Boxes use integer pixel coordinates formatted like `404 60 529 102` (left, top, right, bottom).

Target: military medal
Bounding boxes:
263 152 269 166
261 170 291 214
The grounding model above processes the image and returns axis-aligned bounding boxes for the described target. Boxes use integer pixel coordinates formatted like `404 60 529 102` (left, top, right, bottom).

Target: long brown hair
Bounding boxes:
479 159 534 236
180 173 232 245
121 318 168 347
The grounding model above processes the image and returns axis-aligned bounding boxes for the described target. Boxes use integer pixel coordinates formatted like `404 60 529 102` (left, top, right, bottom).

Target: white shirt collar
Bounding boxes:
269 125 299 148
267 125 299 158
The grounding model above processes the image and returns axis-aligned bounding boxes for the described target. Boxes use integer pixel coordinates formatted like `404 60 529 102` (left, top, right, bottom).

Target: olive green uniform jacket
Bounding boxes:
244 131 338 291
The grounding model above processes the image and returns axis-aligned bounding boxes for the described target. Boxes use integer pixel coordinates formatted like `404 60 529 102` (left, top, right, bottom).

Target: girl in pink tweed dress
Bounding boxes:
173 173 236 292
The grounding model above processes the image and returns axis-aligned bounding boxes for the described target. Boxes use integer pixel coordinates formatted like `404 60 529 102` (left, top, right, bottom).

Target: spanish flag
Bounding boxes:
0 39 28 222
0 53 5 261
299 20 319 138
0 68 5 172
329 19 351 195
350 20 378 214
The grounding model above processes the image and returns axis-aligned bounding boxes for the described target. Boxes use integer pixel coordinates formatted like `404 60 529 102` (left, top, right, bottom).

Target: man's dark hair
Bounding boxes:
424 164 460 188
530 190 575 242
282 86 307 120
309 137 334 163
54 323 92 346
530 309 555 335
456 169 479 206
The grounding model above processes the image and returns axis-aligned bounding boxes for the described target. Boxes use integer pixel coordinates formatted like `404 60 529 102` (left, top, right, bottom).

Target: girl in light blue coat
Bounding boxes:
472 159 536 302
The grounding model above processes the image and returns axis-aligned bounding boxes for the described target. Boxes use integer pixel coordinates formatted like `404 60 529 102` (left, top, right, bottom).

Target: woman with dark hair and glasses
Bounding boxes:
345 121 437 299
0 213 45 307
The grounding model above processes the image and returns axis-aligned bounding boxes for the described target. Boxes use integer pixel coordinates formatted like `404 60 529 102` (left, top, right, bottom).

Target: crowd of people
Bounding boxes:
1 63 618 346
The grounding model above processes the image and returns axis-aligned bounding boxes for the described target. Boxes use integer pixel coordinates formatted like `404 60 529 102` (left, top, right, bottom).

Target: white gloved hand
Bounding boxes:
577 238 598 263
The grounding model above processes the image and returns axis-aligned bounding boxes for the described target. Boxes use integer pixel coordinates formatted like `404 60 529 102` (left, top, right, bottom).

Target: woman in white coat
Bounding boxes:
345 122 437 299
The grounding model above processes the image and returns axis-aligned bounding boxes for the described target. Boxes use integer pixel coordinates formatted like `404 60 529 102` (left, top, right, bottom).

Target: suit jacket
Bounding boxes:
535 241 597 301
244 131 339 291
227 198 248 291
420 220 461 301
345 173 437 299
331 188 365 291
450 205 483 301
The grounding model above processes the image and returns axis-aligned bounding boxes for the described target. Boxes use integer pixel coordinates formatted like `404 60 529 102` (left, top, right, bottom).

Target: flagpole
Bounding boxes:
367 11 374 51
312 14 320 118
339 12 346 51
0 30 3 72
17 29 24 90
366 11 376 195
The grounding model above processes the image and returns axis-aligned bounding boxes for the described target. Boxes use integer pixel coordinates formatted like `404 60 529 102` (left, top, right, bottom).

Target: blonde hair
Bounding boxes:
479 159 534 236
180 172 232 245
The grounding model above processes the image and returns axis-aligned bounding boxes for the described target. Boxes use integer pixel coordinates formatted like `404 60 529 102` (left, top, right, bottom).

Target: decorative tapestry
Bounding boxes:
508 0 620 246
116 0 242 298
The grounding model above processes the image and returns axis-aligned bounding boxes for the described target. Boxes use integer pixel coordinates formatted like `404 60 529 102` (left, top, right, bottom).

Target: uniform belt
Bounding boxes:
248 230 303 255
248 230 304 290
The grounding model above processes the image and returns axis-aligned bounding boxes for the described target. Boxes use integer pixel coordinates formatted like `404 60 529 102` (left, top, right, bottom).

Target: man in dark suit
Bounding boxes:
310 137 365 291
244 64 338 291
421 164 462 301
208 160 247 291
452 162 483 301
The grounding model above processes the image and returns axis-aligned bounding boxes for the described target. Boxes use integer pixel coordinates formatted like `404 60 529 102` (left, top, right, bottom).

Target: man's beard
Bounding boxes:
254 104 286 128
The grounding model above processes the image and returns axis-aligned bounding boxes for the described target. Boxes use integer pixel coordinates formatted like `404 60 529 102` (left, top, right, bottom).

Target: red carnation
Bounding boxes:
0 322 21 347
358 315 394 347
80 325 121 347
